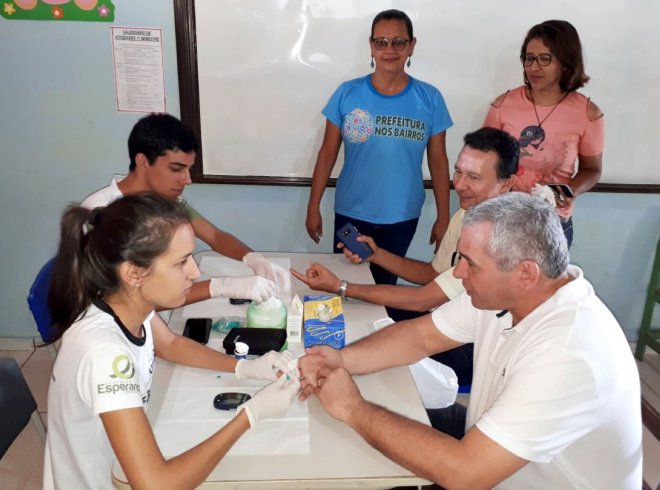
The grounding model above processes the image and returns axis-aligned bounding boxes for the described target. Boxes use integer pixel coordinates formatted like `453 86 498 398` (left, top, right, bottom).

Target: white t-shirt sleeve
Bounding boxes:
78 343 145 415
430 292 479 343
433 266 464 300
80 193 108 209
80 176 125 209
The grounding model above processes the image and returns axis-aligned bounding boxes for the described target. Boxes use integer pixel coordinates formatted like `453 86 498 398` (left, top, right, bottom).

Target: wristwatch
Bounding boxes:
338 280 349 301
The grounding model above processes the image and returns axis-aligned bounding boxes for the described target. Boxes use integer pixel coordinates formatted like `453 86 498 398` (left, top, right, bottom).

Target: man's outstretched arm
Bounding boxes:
291 263 449 312
316 367 527 489
343 235 440 285
192 214 251 261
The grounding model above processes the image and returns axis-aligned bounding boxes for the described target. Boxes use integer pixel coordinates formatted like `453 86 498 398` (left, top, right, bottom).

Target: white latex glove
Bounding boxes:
243 252 292 294
209 276 276 302
530 184 557 207
235 350 297 381
240 374 301 427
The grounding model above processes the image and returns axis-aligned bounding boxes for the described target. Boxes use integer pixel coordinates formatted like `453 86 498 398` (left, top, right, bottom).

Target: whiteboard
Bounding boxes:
183 0 660 188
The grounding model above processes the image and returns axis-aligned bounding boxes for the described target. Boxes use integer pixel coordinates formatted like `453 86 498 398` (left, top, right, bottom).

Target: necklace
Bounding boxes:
531 89 568 128
519 89 568 152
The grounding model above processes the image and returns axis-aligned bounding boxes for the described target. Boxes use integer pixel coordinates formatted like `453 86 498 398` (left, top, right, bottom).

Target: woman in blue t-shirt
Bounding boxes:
305 9 453 288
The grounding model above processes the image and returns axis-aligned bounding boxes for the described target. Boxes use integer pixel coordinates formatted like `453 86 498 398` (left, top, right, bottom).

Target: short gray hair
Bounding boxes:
462 192 569 278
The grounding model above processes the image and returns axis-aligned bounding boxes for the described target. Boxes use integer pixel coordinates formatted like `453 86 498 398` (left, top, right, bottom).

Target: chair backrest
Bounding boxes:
0 357 39 458
27 258 56 343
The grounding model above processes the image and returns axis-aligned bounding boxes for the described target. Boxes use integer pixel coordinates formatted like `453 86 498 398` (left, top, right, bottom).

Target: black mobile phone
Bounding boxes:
336 223 373 260
183 318 212 344
213 392 251 410
548 183 575 199
229 298 252 305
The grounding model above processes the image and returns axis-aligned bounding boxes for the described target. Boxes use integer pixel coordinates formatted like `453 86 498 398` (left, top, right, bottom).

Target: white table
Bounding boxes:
112 252 431 489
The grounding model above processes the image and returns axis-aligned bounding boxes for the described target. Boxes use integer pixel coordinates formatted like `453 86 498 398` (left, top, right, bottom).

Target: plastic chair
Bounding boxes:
27 258 57 343
635 237 660 361
0 357 46 458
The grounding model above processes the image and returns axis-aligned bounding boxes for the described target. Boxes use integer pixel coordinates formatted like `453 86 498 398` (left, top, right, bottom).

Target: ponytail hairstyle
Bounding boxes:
48 193 191 341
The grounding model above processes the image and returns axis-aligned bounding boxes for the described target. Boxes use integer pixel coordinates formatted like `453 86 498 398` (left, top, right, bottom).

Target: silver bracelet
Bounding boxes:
338 279 349 301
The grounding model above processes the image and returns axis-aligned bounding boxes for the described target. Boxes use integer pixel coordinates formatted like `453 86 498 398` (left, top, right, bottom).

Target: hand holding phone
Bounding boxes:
183 318 212 344
336 223 373 260
548 183 575 202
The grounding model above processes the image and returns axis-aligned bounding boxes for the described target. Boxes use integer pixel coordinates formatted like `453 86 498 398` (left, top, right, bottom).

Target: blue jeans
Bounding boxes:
333 213 419 287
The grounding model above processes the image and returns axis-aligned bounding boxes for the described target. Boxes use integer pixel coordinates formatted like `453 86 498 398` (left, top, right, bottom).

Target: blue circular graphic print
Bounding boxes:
343 109 373 143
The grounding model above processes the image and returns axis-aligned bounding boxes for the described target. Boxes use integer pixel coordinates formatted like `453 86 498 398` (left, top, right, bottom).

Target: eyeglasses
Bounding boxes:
521 53 553 67
371 37 410 51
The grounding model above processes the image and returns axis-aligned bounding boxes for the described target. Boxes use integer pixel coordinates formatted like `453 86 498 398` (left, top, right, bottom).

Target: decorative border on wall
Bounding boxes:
1 0 114 21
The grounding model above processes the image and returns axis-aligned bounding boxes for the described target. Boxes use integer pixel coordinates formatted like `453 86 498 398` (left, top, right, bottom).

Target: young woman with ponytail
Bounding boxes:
43 194 299 490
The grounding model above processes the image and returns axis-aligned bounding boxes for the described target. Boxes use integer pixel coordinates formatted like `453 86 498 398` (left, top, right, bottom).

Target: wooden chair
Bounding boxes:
635 237 660 361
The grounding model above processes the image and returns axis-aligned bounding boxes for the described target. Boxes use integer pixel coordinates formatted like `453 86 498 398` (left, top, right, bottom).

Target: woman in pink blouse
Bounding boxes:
484 20 604 246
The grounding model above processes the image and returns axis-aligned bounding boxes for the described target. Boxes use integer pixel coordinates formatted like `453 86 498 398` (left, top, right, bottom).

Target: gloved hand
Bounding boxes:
243 252 292 294
240 374 301 427
235 350 298 381
209 276 276 302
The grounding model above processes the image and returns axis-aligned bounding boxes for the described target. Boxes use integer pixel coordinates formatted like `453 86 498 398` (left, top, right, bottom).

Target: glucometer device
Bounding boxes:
213 392 251 411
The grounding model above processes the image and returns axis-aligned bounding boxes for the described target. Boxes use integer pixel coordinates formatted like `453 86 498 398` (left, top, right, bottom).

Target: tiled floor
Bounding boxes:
0 338 52 490
2 338 659 490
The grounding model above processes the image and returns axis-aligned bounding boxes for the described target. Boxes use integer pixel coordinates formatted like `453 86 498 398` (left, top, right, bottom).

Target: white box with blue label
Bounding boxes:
303 295 346 349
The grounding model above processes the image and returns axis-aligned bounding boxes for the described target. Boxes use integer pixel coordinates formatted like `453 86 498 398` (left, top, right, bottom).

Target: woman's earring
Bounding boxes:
370 57 374 69
407 56 411 68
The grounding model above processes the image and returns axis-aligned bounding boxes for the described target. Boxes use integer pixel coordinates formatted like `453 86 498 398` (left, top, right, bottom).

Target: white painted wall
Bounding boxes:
0 0 657 340
195 0 660 184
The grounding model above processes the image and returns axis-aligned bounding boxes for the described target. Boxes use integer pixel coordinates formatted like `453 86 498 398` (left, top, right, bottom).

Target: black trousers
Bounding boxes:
426 402 467 440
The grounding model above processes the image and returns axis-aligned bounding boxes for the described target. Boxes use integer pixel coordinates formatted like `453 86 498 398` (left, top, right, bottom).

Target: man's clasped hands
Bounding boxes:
248 345 365 426
297 346 366 424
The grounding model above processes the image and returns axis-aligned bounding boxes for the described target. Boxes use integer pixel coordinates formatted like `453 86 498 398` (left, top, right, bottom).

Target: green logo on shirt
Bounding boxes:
110 354 135 380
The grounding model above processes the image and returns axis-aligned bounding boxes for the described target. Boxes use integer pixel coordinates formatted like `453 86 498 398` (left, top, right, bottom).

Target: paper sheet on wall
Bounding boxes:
180 256 291 318
111 27 165 113
151 339 309 456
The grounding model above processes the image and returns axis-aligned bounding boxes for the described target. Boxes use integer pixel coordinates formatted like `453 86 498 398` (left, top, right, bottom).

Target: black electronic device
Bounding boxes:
336 223 373 260
182 318 212 345
229 298 252 305
222 327 287 356
213 392 251 411
548 183 575 200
